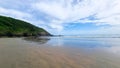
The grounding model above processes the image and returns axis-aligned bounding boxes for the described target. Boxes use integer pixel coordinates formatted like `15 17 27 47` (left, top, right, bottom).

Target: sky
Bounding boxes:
0 0 120 35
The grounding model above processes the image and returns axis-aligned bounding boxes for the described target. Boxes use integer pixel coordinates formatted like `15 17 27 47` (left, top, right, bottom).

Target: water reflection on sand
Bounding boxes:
0 37 120 68
23 37 50 44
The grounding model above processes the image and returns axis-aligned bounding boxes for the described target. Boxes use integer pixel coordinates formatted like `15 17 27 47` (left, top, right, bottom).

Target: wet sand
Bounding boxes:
0 38 120 68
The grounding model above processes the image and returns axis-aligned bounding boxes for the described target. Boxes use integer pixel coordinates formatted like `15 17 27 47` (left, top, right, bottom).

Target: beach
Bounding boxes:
0 37 120 68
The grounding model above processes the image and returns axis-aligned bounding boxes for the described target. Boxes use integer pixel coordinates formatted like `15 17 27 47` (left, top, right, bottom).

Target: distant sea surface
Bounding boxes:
0 35 120 68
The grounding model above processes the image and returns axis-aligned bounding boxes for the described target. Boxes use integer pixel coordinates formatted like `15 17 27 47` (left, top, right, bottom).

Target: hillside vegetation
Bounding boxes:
0 15 51 37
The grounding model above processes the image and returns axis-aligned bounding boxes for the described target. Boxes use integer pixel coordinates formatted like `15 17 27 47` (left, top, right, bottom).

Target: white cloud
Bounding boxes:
77 14 120 25
32 0 120 28
95 25 120 34
0 7 32 20
32 0 95 21
49 20 63 31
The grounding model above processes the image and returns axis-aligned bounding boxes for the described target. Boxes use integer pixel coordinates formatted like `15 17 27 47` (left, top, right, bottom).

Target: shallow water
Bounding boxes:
0 37 120 68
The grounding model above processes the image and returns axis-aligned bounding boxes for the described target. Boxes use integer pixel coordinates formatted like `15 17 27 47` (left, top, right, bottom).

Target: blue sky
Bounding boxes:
0 0 120 35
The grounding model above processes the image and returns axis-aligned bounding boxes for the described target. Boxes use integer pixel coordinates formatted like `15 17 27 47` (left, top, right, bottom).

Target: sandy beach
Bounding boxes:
0 37 120 68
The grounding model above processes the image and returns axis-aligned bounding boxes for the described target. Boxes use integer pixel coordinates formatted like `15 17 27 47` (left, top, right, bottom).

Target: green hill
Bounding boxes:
0 15 51 37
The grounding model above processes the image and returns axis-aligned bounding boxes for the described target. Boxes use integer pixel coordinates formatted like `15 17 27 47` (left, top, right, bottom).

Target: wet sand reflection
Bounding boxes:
0 38 120 68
